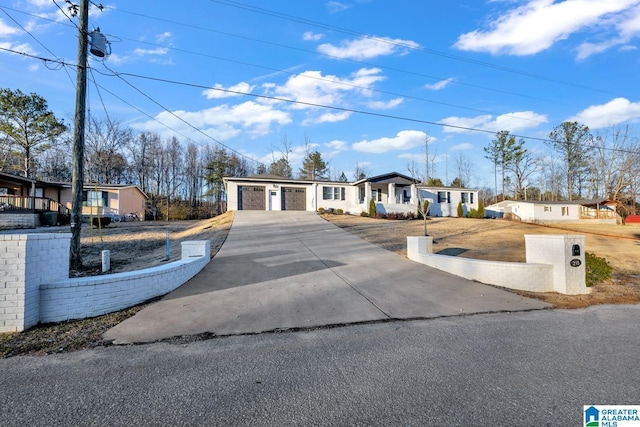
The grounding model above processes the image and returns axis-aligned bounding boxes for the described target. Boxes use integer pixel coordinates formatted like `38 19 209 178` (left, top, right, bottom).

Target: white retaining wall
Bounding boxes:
407 235 589 295
1 233 210 332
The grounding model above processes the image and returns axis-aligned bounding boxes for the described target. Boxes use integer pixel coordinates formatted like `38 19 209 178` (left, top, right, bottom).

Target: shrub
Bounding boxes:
326 208 335 214
336 208 344 215
360 211 368 217
467 208 485 219
369 199 377 217
376 212 386 219
317 207 325 214
406 211 416 220
92 217 111 227
478 200 485 218
585 252 613 287
457 201 464 218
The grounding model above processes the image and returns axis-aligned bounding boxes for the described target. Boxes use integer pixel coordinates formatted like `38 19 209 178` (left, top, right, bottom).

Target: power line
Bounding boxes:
207 0 620 96
105 5 575 108
98 62 266 167
2 46 638 157
5 3 625 126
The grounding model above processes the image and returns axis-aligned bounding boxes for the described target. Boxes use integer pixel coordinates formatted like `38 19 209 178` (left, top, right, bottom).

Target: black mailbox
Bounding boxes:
572 244 581 256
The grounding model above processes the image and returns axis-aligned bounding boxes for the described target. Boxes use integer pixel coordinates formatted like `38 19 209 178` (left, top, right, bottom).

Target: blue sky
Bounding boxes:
2 0 640 187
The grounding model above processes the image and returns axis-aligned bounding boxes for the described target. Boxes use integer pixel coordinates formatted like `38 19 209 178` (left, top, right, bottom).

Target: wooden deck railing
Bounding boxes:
0 196 69 216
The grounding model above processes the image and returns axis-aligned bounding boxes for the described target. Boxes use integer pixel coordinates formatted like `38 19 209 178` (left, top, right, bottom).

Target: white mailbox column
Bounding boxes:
0 233 71 332
525 235 588 295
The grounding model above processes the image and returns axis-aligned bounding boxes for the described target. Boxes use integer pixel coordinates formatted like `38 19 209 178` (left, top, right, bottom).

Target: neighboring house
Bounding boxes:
223 172 479 217
0 171 147 226
486 199 620 224
59 184 148 221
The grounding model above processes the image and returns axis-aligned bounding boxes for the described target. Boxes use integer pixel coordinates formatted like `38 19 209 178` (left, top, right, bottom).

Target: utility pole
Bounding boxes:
70 0 89 270
424 134 429 185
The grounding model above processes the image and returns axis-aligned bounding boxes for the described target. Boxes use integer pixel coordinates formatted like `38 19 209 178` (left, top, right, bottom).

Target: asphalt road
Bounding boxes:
2 304 638 426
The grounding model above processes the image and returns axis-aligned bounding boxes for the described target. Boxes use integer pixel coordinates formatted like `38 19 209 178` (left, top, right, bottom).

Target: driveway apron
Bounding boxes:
104 211 550 343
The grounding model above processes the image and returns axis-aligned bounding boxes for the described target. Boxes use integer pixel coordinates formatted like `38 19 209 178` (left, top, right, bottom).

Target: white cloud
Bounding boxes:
156 32 172 43
303 31 324 41
441 111 548 133
303 111 352 125
0 41 37 56
326 140 349 151
454 0 640 56
203 82 256 99
425 78 455 90
273 68 385 110
353 130 428 153
367 98 403 109
326 1 350 13
451 143 474 151
133 47 169 56
569 97 640 128
318 36 420 60
0 18 18 37
133 101 291 138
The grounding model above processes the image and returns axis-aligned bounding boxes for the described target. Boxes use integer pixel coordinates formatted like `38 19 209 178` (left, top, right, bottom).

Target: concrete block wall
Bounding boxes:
407 235 590 295
0 213 41 229
39 240 210 323
0 233 71 332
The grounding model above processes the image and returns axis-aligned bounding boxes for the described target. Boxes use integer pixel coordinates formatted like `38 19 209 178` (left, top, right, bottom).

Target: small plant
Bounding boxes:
336 208 344 215
317 207 325 214
326 207 335 214
478 200 485 218
376 212 386 219
360 211 368 217
585 252 613 287
406 211 416 220
457 201 464 218
369 198 377 217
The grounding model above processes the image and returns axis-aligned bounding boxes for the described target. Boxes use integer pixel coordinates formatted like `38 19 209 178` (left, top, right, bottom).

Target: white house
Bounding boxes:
223 172 479 217
485 199 620 224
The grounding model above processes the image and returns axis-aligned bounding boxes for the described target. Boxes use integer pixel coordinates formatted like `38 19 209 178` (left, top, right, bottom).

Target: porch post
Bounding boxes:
388 183 396 204
364 182 372 208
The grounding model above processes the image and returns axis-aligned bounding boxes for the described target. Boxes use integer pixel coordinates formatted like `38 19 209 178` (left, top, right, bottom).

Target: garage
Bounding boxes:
281 187 306 211
238 186 265 210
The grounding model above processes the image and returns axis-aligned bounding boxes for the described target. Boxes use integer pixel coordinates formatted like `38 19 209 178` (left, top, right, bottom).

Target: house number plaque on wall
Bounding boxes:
570 259 582 267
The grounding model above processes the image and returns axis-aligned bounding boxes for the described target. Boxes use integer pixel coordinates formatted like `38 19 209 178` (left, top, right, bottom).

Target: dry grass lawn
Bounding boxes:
322 213 640 309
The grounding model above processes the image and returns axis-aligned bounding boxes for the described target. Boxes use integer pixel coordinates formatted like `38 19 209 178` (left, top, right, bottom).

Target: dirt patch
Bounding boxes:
321 214 640 309
72 211 234 276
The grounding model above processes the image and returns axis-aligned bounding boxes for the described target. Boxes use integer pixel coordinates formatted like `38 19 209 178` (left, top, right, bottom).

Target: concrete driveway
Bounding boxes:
104 211 550 343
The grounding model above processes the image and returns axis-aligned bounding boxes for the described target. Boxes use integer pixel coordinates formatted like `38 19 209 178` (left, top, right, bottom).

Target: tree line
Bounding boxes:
2 87 638 218
483 122 640 216
0 88 338 219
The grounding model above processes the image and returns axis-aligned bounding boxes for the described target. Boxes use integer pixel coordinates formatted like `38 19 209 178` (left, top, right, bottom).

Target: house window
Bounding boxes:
322 186 332 200
82 190 108 207
437 191 446 203
323 186 345 201
562 207 569 216
461 192 468 203
447 192 451 203
470 193 474 204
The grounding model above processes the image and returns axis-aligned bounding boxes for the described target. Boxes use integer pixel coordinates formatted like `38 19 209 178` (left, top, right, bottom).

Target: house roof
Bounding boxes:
353 171 418 186
224 175 349 186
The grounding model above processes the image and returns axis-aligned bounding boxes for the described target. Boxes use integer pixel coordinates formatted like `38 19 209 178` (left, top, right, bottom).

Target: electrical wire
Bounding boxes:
2 46 638 158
